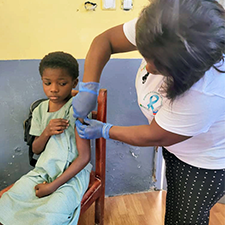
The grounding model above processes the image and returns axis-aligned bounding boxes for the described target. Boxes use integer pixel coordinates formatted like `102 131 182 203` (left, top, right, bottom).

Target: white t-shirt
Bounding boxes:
123 18 225 169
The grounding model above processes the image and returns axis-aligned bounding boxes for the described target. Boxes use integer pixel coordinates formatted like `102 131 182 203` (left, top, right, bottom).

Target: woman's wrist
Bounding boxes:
102 123 113 139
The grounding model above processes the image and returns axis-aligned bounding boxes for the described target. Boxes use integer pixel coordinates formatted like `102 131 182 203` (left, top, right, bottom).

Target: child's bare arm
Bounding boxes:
34 126 91 198
32 118 69 154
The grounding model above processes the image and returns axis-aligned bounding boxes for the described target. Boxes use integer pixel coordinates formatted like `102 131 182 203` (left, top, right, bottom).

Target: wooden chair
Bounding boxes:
0 89 107 225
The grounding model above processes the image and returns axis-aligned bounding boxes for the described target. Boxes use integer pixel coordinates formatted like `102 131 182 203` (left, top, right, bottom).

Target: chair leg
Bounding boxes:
95 194 105 225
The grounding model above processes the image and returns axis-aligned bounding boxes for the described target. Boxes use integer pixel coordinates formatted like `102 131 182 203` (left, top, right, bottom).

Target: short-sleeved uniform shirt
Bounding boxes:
30 97 92 180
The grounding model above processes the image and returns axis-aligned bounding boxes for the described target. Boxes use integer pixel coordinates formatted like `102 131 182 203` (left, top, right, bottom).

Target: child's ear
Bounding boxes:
73 78 78 88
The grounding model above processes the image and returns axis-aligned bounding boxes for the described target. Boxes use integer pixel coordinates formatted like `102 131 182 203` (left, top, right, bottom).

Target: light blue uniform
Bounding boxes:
0 98 92 225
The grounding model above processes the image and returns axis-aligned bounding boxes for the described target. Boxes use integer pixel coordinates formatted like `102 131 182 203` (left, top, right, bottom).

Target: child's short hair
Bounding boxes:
39 51 79 80
136 0 225 100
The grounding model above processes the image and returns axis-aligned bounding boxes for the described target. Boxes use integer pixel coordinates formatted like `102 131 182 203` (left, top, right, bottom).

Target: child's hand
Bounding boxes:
45 119 69 136
34 181 56 198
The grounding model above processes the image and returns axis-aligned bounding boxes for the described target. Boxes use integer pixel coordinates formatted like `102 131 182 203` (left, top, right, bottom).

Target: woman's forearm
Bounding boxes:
109 125 162 147
109 119 191 147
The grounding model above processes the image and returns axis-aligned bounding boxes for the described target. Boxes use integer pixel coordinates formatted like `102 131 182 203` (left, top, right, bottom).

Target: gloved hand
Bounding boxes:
72 82 100 118
75 118 113 140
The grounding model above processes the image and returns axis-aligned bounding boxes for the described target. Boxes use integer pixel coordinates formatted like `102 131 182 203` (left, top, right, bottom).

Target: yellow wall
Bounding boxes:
0 0 149 60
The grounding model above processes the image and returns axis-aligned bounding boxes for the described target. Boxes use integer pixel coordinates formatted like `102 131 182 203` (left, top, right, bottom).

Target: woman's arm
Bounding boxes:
72 24 137 119
83 24 137 82
109 118 191 147
76 117 191 147
34 127 91 198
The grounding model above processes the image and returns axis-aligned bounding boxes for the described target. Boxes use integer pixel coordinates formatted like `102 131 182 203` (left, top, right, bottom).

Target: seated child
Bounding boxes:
0 51 92 225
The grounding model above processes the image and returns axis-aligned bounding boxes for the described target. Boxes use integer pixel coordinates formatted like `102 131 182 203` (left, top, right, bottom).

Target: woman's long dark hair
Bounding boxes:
136 0 225 101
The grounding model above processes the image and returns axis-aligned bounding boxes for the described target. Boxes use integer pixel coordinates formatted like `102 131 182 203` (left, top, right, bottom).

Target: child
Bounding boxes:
0 51 92 225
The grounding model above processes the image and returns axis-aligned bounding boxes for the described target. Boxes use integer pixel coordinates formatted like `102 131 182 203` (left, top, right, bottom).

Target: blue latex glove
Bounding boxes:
75 118 113 140
72 82 100 118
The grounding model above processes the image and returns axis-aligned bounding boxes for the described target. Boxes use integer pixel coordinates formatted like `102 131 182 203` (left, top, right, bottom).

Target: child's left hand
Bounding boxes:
34 181 56 198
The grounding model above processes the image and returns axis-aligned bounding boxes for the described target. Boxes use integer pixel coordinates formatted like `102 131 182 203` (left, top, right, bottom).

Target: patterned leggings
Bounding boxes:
163 148 225 225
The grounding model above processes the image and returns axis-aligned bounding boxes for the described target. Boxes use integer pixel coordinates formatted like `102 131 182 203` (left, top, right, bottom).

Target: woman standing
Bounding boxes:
73 0 225 224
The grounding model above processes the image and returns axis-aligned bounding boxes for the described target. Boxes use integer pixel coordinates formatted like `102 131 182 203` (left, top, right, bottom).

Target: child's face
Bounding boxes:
41 68 78 104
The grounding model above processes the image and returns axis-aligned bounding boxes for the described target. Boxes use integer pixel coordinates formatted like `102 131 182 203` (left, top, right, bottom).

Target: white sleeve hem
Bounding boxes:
123 18 138 46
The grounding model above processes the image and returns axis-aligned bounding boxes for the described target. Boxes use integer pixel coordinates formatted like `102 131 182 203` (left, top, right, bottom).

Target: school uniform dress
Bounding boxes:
0 98 92 225
124 18 225 224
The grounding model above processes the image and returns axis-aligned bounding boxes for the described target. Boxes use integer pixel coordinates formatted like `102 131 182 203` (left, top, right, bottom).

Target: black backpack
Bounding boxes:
23 98 47 167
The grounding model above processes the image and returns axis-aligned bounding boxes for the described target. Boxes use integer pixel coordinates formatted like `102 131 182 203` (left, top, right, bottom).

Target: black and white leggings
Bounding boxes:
163 148 225 225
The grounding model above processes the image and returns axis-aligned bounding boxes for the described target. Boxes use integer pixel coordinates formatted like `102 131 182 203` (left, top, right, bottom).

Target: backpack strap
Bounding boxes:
24 98 47 167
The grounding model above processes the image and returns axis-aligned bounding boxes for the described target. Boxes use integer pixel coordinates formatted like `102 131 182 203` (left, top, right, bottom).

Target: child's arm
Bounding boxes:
34 126 91 198
32 118 69 154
